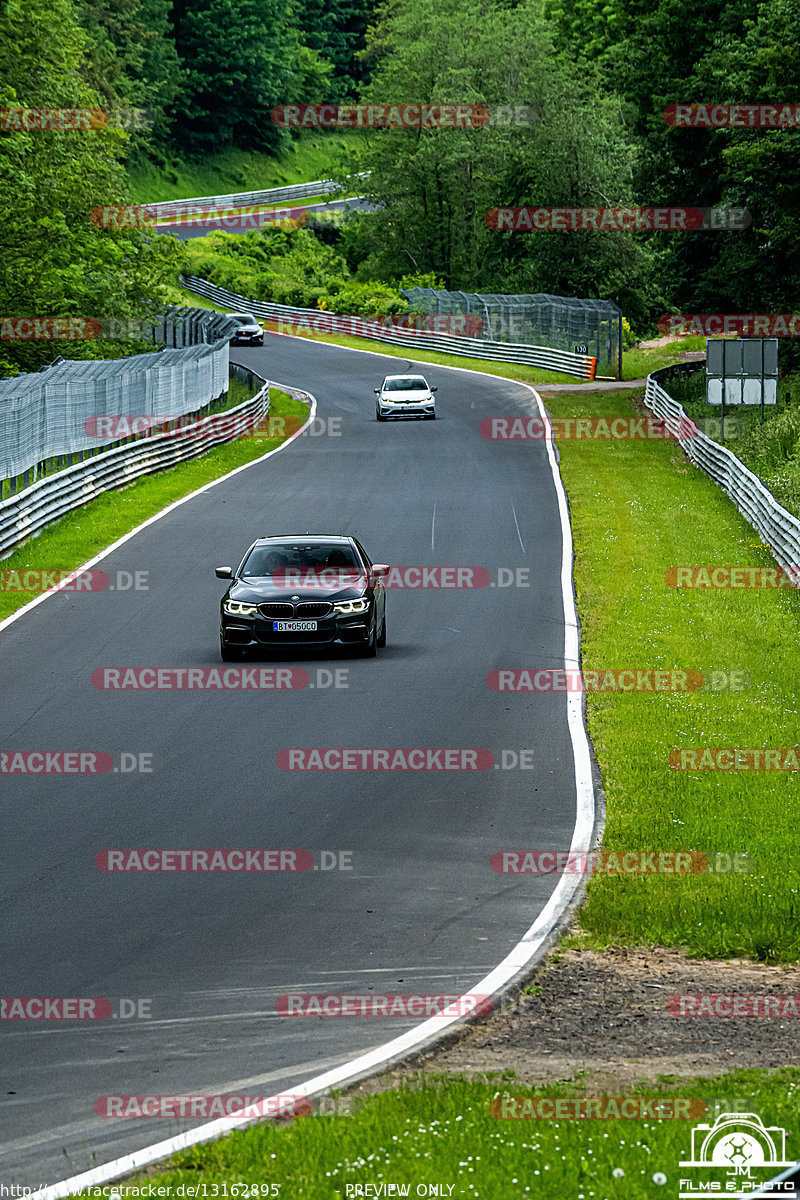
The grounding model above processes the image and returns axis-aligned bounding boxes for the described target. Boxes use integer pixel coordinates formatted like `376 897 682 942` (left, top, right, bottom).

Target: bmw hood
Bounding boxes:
226 576 370 605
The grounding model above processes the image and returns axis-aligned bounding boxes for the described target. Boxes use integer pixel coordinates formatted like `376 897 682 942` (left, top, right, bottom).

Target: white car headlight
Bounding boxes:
333 597 369 615
224 600 258 616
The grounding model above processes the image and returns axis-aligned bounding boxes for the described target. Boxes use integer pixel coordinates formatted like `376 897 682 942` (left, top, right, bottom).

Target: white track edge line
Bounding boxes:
27 368 595 1198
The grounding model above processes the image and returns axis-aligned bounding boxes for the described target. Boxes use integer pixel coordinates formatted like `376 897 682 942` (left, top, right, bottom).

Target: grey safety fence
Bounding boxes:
0 308 240 493
154 306 241 347
150 174 370 217
645 361 800 576
404 287 623 379
0 365 272 559
181 276 600 380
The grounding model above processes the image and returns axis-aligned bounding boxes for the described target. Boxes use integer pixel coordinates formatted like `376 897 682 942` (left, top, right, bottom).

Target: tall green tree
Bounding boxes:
78 0 183 142
0 0 180 374
172 0 330 150
300 0 376 98
694 0 800 311
341 0 658 321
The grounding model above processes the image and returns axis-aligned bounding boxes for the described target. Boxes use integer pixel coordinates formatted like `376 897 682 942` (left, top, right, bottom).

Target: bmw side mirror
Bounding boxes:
374 388 380 394
215 566 233 579
430 386 438 392
372 564 390 577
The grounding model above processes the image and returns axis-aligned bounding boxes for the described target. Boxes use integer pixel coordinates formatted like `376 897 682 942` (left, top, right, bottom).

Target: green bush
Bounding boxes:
182 226 409 315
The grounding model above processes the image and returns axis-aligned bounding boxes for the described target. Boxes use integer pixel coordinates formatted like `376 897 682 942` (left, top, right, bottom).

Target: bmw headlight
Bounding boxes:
333 597 369 615
224 600 258 616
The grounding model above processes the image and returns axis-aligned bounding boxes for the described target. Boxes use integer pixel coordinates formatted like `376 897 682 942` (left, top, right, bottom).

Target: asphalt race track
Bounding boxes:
0 335 585 1182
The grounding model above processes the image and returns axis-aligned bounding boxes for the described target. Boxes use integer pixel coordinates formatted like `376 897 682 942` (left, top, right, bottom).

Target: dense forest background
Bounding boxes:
1 0 799 374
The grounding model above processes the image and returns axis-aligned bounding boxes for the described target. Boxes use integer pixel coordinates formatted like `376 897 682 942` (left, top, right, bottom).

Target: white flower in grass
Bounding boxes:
653 1173 667 1185
612 1168 625 1178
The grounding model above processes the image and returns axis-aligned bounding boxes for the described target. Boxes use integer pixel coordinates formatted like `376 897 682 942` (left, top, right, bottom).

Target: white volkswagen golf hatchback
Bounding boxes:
374 374 437 420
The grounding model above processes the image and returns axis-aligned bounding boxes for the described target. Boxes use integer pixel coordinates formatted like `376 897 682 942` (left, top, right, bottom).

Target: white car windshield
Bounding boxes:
384 379 428 391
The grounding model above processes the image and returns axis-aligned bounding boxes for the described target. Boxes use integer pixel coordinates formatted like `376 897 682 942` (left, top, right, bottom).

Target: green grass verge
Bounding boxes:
622 338 705 380
0 388 305 622
113 1069 800 1196
126 135 355 204
543 383 800 960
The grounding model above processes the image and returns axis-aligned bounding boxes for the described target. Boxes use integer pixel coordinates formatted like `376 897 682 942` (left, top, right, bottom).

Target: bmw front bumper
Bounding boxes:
220 611 373 649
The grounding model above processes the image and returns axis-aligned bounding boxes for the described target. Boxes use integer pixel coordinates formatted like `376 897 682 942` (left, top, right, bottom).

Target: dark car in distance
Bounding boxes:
216 535 388 660
226 312 264 346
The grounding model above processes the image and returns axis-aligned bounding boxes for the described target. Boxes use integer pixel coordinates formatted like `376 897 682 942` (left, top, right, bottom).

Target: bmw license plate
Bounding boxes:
273 620 317 632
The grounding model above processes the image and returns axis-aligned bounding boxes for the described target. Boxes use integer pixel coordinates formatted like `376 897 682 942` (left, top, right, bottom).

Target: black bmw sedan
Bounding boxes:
216 535 388 661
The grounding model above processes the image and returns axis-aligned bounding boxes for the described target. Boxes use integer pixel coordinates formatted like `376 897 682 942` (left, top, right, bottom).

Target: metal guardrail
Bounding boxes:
0 308 240 490
182 276 599 380
150 175 370 216
645 362 800 575
155 306 240 346
0 366 271 559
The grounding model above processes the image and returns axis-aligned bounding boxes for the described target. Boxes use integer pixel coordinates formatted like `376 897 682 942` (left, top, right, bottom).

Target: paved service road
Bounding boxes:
0 334 583 1182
